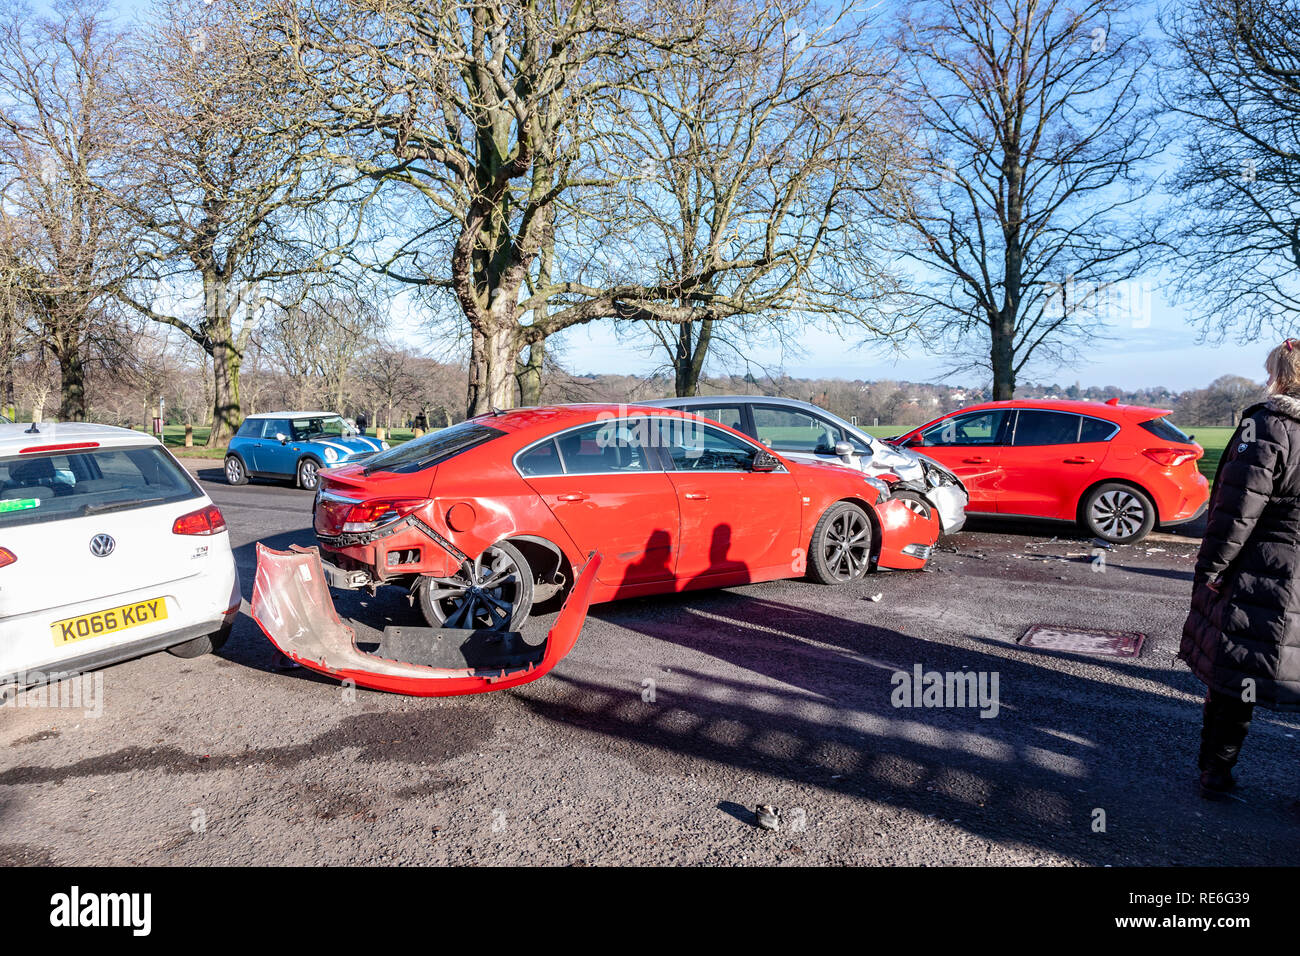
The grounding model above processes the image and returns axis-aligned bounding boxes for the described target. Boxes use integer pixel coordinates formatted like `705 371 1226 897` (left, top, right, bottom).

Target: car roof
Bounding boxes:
0 421 164 455
244 411 342 420
936 398 1169 422
638 394 831 413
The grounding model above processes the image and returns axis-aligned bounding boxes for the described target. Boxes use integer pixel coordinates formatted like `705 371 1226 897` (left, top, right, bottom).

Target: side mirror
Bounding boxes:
276 433 288 445
834 441 855 461
752 450 781 472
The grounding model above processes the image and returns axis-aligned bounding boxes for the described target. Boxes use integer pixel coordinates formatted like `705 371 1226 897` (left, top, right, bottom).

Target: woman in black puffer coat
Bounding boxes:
1181 340 1300 797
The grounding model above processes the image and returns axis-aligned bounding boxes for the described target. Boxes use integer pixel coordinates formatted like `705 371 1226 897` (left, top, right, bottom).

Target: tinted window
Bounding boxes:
921 410 1009 446
292 416 347 441
1079 417 1120 442
666 422 761 471
1140 416 1193 443
752 406 841 454
0 445 200 528
235 419 261 437
363 421 504 475
1012 410 1081 446
516 439 564 477
552 420 656 474
261 419 290 440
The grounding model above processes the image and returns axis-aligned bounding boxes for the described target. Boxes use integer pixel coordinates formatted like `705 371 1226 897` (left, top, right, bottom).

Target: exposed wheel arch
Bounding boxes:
503 534 570 587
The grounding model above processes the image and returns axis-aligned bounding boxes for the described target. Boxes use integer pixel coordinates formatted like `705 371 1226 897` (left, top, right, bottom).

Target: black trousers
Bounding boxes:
1199 688 1256 773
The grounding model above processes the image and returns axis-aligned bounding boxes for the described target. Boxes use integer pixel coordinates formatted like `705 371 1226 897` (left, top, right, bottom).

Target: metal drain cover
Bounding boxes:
1018 625 1145 657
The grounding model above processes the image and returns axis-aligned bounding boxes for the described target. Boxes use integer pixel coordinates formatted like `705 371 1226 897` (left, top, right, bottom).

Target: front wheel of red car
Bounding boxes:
1082 483 1156 544
808 501 873 584
416 541 534 630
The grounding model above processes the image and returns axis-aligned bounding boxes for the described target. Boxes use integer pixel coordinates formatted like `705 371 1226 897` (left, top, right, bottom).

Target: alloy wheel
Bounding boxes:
420 545 527 630
822 509 871 581
1089 489 1146 540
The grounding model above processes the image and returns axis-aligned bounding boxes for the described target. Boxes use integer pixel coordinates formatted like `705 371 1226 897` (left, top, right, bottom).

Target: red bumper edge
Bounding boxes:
251 544 601 697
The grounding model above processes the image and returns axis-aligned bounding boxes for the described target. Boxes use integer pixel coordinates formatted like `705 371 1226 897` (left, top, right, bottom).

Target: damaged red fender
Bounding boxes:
251 544 601 697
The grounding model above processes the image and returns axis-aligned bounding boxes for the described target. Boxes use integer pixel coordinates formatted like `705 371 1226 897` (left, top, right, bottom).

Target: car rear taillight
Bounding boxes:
341 498 425 533
1143 447 1200 467
172 503 227 535
0 547 14 568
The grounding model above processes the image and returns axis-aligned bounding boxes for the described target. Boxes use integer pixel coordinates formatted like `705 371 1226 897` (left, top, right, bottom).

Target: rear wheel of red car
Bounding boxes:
416 541 534 630
1082 483 1156 544
808 501 873 584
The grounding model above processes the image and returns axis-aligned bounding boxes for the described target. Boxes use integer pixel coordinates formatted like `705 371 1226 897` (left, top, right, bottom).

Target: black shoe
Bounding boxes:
1199 768 1237 799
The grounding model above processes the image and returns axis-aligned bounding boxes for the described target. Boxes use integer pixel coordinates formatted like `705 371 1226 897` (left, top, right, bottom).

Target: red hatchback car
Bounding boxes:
310 404 939 627
889 399 1209 544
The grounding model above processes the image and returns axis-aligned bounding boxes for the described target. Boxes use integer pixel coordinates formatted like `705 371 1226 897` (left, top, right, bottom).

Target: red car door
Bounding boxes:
996 410 1110 519
661 419 801 582
518 418 681 590
904 408 1013 513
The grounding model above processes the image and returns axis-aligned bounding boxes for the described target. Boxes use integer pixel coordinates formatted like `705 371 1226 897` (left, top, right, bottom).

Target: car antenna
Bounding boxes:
24 422 39 434
490 405 504 416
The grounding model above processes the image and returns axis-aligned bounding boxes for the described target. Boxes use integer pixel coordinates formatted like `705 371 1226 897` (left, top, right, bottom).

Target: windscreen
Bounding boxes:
0 445 200 528
362 421 504 474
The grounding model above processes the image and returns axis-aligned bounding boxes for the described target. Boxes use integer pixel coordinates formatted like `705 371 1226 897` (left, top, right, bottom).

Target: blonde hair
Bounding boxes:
1266 339 1300 395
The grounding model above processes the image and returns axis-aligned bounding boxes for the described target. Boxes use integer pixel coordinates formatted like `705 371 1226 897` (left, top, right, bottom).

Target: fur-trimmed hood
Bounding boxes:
1267 391 1300 422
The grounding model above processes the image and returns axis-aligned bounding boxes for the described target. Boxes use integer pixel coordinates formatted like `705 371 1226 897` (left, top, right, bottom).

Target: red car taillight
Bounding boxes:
0 547 14 568
339 498 425 533
173 503 227 535
1142 447 1200 468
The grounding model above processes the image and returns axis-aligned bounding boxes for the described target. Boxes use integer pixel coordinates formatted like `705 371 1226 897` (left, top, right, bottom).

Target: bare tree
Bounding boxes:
0 0 133 420
890 0 1164 398
111 0 332 445
356 341 421 430
607 0 911 396
1164 0 1300 337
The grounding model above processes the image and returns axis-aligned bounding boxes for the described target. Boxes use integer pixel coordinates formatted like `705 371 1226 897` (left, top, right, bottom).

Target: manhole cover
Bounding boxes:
1018 625 1145 657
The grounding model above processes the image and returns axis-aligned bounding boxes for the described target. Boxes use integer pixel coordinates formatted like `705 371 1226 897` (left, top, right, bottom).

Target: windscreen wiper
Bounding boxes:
80 497 165 516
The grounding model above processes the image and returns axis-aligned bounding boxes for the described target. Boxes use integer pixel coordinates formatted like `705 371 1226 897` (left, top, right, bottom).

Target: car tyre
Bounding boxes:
296 456 321 491
416 541 534 630
167 628 229 659
224 455 248 485
808 501 873 584
1083 482 1156 544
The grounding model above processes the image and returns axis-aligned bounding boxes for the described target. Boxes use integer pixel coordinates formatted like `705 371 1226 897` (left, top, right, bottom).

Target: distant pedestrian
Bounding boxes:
1181 339 1300 799
355 412 367 435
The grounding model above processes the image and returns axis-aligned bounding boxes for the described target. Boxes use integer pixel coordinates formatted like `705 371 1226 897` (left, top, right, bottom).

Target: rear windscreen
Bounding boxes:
0 445 200 528
362 421 504 475
1139 417 1194 444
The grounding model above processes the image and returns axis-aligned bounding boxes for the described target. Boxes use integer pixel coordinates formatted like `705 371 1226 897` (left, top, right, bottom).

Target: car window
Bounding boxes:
1139 416 1193 443
1012 410 1083 446
551 419 657 474
665 421 761 471
260 419 290 440
920 410 1009 446
0 445 200 528
292 416 347 441
516 439 565 477
235 419 260 438
679 405 747 433
752 405 841 454
1080 417 1121 442
363 420 504 475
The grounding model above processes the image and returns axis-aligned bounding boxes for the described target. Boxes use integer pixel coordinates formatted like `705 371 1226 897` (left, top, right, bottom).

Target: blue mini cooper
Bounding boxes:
224 412 389 490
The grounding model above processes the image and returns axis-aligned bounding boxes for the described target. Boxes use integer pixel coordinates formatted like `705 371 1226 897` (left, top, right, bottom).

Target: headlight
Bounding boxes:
381 441 390 450
323 447 339 463
864 476 890 499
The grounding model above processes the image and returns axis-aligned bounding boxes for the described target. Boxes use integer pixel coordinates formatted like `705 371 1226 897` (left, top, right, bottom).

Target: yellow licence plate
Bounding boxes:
50 598 168 646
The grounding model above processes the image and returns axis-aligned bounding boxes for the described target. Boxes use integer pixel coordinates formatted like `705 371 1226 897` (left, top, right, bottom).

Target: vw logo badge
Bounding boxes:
89 534 115 557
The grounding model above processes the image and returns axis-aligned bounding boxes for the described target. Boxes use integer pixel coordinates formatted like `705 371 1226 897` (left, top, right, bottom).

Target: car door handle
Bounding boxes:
684 492 709 500
1063 457 1095 464
556 493 589 502
962 456 991 464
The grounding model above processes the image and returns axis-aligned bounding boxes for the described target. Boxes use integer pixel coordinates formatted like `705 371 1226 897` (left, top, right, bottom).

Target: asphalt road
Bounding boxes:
2 466 1298 866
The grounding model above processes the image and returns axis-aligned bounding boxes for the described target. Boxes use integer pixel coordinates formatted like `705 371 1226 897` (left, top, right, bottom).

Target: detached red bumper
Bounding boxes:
251 544 600 697
875 497 941 570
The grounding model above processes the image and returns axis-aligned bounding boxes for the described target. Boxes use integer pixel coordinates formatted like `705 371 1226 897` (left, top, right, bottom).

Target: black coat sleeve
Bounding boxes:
1195 412 1288 585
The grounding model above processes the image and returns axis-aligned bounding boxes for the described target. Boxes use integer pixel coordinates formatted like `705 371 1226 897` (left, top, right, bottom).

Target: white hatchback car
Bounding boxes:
0 422 239 697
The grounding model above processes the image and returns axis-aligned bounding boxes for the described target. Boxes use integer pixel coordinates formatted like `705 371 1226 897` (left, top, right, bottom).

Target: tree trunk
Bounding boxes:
517 340 545 406
466 322 519 417
673 317 713 397
57 346 87 422
990 314 1016 400
204 277 243 448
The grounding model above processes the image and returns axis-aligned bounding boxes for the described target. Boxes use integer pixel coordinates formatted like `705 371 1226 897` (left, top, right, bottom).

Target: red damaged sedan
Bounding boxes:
309 404 939 628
